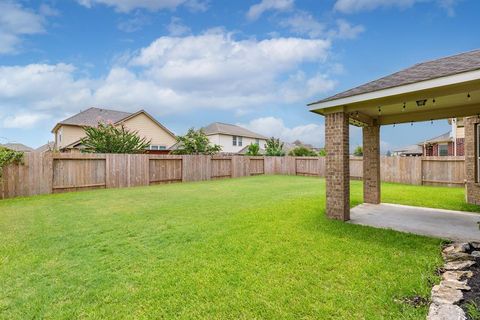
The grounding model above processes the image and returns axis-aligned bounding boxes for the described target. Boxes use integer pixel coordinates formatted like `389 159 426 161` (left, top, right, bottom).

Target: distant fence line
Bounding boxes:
0 153 466 200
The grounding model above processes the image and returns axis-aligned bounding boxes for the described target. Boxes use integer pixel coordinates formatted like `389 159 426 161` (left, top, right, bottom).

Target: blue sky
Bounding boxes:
0 0 479 150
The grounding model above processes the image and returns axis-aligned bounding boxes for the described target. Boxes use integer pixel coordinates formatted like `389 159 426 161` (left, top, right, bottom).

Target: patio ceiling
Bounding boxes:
308 50 480 127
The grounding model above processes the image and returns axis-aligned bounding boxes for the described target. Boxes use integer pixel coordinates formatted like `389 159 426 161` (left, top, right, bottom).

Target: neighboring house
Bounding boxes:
392 145 423 157
52 107 177 153
418 118 465 156
0 143 33 152
36 141 55 153
202 122 268 154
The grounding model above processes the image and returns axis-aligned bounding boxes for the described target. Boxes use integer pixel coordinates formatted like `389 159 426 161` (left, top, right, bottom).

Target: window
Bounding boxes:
232 136 237 146
255 139 259 145
146 145 166 151
238 136 243 147
439 144 448 156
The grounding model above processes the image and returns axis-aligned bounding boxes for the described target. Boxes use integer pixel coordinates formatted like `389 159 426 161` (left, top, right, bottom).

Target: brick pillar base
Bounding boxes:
363 124 381 204
325 112 350 221
465 117 480 205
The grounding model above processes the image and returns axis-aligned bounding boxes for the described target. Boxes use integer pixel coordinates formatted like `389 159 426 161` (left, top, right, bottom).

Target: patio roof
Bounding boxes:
309 49 480 126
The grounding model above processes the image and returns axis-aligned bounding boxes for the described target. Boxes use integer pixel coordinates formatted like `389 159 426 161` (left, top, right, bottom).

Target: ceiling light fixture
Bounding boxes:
416 99 427 107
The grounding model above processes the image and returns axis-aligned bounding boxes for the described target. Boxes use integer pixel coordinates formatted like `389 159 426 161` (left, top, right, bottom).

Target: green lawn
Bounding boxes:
0 176 478 319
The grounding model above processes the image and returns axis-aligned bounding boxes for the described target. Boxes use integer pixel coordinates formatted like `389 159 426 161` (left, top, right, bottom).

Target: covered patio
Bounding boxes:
309 49 480 224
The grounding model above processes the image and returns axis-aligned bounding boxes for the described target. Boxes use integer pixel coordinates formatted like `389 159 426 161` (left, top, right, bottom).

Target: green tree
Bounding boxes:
171 128 222 155
0 146 24 179
353 146 363 156
265 137 285 156
317 148 326 157
288 146 317 157
80 122 151 154
245 143 260 156
386 150 392 157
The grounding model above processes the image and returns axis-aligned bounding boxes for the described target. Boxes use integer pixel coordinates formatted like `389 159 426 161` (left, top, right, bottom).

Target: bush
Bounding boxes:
265 137 285 156
171 128 222 155
80 122 151 154
288 146 317 157
0 147 24 179
245 143 260 156
318 148 326 157
353 146 363 156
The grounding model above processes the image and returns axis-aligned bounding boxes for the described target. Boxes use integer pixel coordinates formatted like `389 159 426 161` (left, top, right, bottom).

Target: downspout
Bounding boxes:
452 118 457 156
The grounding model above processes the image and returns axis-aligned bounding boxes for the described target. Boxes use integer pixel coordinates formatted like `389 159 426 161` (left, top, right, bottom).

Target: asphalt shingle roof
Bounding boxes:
418 131 453 145
59 107 132 127
202 122 268 140
1 143 33 152
311 49 480 104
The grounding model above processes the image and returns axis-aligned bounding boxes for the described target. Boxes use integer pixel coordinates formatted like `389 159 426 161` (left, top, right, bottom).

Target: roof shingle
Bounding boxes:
59 107 132 127
202 122 268 140
311 49 480 104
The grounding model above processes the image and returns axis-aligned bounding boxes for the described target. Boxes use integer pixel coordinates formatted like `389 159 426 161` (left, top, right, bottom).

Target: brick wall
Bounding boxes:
456 138 465 156
363 124 381 204
464 117 480 205
325 112 350 220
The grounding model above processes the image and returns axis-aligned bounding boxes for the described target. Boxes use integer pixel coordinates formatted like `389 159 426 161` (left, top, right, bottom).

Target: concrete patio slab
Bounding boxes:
350 203 480 241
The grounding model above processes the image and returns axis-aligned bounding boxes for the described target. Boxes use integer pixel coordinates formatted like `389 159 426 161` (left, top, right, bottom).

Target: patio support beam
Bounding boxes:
363 123 381 204
325 111 350 221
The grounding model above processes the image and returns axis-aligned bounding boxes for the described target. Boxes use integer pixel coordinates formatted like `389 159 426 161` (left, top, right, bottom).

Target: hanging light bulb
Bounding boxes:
393 123 396 127
411 121 413 126
402 102 406 112
468 93 472 101
431 119 433 124
378 107 382 115
432 98 436 105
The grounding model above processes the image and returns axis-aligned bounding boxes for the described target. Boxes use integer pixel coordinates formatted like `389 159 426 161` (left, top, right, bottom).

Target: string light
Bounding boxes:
431 119 433 125
432 98 436 105
378 107 382 115
411 121 413 126
468 93 472 101
393 123 396 127
402 102 406 112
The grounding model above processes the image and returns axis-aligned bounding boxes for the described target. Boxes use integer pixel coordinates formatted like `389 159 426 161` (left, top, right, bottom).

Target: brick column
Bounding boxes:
465 116 480 205
363 124 381 204
325 112 350 221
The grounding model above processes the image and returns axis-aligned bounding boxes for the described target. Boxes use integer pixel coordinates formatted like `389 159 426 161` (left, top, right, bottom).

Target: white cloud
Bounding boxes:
118 13 151 32
247 0 294 21
334 0 459 14
77 0 208 13
2 113 50 129
0 31 336 126
0 1 46 54
240 117 325 146
280 12 364 40
280 11 325 38
166 17 191 36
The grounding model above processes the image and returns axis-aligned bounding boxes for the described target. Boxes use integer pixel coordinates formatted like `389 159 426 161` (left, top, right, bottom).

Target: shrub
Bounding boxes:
317 148 326 157
171 128 222 155
353 146 363 156
265 137 285 156
288 146 317 157
80 122 151 154
245 143 260 156
0 147 24 179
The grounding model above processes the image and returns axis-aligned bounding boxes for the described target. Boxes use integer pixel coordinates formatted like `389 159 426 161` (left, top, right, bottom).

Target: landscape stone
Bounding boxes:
443 252 473 262
444 260 476 271
427 304 466 320
470 241 480 250
443 243 470 255
431 285 463 305
471 250 480 258
440 280 471 291
442 270 474 281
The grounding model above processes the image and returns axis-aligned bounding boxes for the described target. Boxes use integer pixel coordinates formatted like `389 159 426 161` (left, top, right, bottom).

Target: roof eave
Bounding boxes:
308 69 480 113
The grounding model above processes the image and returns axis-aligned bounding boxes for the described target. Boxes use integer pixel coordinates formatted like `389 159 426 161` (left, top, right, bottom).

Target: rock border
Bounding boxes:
427 242 480 320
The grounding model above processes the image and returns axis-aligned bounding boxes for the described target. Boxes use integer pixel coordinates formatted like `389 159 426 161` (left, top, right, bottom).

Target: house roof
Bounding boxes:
310 49 480 105
202 122 268 140
418 131 453 145
1 143 33 152
393 144 423 154
35 141 55 152
54 107 132 131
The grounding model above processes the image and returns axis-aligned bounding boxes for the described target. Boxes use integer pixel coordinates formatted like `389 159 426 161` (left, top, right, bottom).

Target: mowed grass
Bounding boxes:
0 176 478 319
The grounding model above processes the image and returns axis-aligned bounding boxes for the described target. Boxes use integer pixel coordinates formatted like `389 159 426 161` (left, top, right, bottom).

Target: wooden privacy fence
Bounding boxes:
0 153 466 199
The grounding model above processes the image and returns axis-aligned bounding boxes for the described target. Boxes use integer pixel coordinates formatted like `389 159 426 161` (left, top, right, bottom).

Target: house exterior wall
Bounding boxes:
54 113 176 151
464 116 480 205
122 113 176 148
207 134 267 154
55 125 86 150
422 140 464 157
